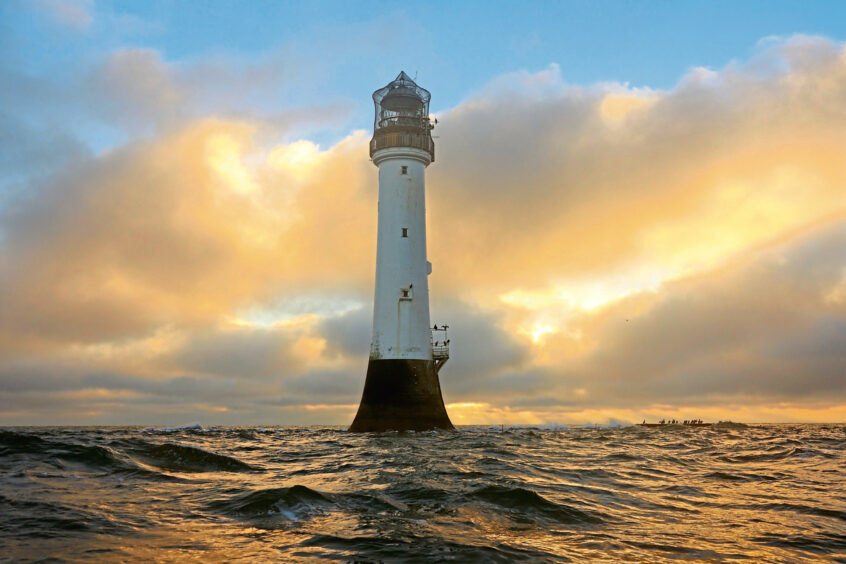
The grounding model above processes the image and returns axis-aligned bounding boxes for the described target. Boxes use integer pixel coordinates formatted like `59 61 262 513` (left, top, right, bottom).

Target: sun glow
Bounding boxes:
269 140 323 179
445 402 546 425
524 322 557 344
205 130 260 195
500 277 657 313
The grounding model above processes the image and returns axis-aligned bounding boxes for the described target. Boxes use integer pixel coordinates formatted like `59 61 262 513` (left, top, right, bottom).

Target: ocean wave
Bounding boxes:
208 485 332 520
753 531 846 552
141 422 204 433
299 533 547 563
2 430 140 473
470 485 603 524
712 421 750 429
0 430 49 455
0 430 250 480
717 448 802 463
704 470 779 482
745 502 846 522
0 494 130 537
130 442 254 473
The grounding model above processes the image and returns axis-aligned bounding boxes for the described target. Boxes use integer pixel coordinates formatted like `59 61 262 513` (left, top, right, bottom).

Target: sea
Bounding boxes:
1 423 844 562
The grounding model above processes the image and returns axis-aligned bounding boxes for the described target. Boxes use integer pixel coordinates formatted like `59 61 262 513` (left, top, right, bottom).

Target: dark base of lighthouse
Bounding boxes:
349 359 454 432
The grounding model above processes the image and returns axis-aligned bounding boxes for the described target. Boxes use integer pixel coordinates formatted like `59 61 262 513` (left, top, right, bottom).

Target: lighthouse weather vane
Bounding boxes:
349 72 454 432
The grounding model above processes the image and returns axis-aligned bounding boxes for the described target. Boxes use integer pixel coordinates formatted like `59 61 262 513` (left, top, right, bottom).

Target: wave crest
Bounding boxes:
208 485 332 520
132 442 253 473
471 485 603 524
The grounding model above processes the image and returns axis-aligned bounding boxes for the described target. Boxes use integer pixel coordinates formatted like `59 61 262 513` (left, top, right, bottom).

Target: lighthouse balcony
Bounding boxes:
431 324 450 373
432 343 449 361
370 129 435 161
432 343 449 373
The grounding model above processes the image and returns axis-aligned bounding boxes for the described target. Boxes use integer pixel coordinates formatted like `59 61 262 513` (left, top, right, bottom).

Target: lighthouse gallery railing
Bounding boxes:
370 128 435 161
431 325 449 373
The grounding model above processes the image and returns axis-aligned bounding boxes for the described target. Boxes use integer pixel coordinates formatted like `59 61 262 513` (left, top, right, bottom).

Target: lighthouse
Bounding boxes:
349 72 454 432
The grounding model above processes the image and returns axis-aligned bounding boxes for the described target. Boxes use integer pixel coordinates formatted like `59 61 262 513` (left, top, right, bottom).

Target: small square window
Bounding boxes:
401 227 408 237
401 166 408 175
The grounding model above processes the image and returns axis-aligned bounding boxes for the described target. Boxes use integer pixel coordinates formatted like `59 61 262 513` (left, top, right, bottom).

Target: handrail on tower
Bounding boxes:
431 323 450 373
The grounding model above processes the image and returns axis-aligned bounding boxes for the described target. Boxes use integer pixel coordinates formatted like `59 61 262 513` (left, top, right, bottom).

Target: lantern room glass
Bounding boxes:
372 71 431 132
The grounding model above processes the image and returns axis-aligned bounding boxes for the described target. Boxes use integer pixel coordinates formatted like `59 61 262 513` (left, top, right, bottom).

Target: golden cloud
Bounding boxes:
2 35 846 424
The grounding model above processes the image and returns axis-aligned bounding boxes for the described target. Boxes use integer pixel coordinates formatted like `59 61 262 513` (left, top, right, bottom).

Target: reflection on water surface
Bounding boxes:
1 423 844 561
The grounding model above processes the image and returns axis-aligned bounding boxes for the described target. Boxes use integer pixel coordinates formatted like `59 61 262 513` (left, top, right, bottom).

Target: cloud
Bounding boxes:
0 112 90 194
0 44 354 162
0 118 377 354
82 48 355 136
86 48 187 133
567 221 846 406
430 36 846 296
2 35 846 424
428 301 531 399
35 0 93 30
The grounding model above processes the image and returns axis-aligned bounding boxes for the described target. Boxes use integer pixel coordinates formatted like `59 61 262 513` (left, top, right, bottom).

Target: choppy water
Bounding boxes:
1 424 844 562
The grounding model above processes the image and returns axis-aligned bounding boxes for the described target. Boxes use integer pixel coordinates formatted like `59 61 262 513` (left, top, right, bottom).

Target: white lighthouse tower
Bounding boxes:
349 72 454 432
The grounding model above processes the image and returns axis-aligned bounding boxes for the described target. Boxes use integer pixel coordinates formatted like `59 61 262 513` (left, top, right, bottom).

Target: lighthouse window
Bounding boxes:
401 227 408 237
401 166 408 175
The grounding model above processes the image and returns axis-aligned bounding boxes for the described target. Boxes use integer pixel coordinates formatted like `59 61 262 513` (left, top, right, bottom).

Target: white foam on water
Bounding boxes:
279 509 298 521
142 422 204 433
532 424 570 431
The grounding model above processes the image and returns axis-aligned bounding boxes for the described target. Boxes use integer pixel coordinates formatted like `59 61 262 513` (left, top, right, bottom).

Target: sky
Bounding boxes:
2 0 846 426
